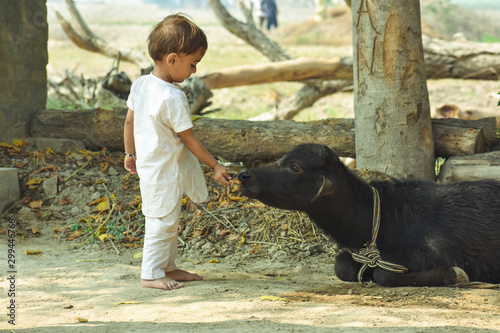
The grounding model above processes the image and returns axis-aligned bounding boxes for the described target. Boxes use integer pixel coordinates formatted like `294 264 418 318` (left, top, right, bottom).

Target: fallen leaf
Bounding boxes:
31 226 40 234
121 243 140 249
29 200 43 209
208 259 218 263
35 165 56 173
25 249 42 256
67 230 86 239
13 161 28 168
26 178 45 186
75 317 88 323
128 210 139 219
52 227 67 233
133 251 143 259
98 233 114 242
96 200 110 212
14 139 27 147
108 301 143 305
89 197 108 206
59 197 74 205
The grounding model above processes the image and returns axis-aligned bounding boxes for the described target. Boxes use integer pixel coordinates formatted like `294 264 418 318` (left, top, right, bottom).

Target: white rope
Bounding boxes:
348 187 409 286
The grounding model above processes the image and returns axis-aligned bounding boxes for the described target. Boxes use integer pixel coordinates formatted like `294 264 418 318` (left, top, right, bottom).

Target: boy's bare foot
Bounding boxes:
165 269 203 281
141 277 184 290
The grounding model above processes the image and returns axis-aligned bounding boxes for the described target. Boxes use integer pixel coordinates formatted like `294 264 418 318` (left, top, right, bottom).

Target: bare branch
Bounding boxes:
208 0 290 62
250 80 353 120
238 0 256 25
56 0 151 71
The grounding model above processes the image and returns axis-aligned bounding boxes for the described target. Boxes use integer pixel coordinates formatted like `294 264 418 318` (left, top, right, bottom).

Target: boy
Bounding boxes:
123 14 231 291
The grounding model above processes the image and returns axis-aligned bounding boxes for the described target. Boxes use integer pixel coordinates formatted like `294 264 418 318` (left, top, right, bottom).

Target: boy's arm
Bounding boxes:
123 109 137 175
178 128 231 186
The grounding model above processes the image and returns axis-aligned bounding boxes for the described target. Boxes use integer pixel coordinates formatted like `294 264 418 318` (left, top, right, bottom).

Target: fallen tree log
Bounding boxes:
31 109 497 163
438 151 500 183
200 57 345 89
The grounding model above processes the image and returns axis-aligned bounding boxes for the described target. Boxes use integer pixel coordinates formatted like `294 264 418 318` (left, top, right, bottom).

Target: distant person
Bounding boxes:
262 0 278 31
252 0 267 29
123 14 231 291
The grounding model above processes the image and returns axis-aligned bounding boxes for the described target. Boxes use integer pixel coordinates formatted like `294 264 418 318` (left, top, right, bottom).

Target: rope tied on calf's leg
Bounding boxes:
348 186 409 286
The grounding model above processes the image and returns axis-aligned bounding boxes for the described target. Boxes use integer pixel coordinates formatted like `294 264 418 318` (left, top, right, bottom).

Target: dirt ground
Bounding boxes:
2 2 500 332
1 226 499 332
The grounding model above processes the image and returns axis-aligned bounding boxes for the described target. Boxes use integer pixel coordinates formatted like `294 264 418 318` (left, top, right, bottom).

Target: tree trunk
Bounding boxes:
30 109 496 164
352 0 435 180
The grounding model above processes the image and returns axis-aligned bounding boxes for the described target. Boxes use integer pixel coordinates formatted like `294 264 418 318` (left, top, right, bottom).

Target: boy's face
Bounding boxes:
159 47 206 83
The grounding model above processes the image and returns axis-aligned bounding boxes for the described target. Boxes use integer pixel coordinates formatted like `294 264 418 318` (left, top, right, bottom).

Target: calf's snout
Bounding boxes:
238 170 252 182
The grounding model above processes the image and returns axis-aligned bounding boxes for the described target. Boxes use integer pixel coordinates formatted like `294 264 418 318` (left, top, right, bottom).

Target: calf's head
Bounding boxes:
238 143 343 211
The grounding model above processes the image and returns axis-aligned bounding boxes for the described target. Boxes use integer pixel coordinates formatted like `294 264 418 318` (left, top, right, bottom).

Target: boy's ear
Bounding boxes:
166 53 178 66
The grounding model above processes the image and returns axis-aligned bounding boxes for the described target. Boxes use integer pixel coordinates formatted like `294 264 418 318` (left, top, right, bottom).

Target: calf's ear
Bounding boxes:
311 175 334 202
321 145 341 167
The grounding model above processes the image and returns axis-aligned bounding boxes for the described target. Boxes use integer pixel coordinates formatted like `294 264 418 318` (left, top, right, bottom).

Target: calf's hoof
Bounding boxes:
452 267 469 284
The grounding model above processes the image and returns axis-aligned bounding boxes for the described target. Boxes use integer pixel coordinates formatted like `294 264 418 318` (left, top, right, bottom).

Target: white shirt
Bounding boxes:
127 74 208 217
253 0 265 17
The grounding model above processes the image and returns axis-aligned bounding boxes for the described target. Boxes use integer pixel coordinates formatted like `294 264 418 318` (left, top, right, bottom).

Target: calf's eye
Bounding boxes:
287 163 302 174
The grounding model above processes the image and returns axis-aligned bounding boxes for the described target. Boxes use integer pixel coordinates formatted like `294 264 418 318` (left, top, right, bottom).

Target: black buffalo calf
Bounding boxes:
238 143 500 287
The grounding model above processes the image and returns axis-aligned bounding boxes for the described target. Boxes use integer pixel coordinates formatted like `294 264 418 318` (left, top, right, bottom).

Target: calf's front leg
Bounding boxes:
334 250 374 282
373 266 469 287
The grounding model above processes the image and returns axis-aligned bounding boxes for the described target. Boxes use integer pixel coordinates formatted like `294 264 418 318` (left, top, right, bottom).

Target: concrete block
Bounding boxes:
35 138 85 154
0 168 20 213
42 176 58 199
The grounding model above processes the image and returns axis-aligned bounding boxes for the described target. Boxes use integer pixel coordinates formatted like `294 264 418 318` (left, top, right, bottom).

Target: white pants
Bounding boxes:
141 199 181 280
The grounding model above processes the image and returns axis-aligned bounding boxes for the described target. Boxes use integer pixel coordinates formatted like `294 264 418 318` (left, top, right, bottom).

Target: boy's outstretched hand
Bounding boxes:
213 163 231 186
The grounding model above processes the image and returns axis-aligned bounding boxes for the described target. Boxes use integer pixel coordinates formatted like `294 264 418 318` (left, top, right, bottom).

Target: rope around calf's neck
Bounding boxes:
347 186 409 286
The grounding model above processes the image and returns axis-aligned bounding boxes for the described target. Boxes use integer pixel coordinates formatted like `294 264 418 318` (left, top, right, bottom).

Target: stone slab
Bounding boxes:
0 168 20 213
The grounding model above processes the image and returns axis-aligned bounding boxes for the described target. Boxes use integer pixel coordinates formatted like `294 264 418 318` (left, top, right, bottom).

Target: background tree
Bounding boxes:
352 0 435 180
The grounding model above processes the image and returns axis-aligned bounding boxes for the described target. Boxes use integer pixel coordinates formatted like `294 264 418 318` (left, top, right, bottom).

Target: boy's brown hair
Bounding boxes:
148 13 208 62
